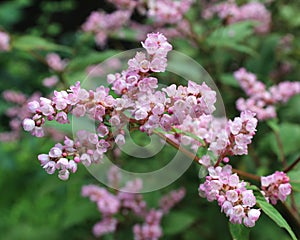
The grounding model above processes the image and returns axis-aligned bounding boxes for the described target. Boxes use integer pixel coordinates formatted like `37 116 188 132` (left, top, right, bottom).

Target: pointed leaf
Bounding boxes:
13 35 72 53
254 191 297 240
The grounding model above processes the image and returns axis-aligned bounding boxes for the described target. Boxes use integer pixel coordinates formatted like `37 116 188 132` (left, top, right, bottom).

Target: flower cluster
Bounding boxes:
22 81 115 137
82 166 185 239
210 111 257 157
82 0 194 47
23 33 259 180
199 165 261 227
18 22 297 233
0 31 10 51
203 1 271 34
82 10 131 47
148 0 194 24
38 138 78 180
22 78 124 180
1 90 64 142
261 171 292 205
174 109 257 167
159 188 186 214
234 68 300 120
21 32 261 231
46 53 68 72
133 209 163 240
22 33 172 179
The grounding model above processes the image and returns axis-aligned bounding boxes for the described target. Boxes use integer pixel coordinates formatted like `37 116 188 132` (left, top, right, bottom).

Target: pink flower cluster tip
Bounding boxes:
234 68 300 120
82 10 131 47
203 1 271 34
199 165 261 227
148 0 194 24
82 166 185 239
261 171 292 205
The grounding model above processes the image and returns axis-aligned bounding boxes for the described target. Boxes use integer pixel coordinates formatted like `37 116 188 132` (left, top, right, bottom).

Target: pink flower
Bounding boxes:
42 76 59 88
28 101 40 113
31 126 44 137
58 169 70 180
46 53 67 72
55 112 69 124
38 154 50 166
68 160 78 173
0 31 10 51
93 218 118 237
43 161 56 174
244 209 261 227
72 104 86 117
226 190 239 203
80 153 92 166
22 118 35 131
49 147 62 158
56 158 69 169
198 155 211 167
115 134 125 146
135 108 148 120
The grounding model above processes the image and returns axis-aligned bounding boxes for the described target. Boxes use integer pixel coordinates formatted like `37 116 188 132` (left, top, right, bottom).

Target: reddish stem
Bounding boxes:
153 130 261 182
284 156 300 173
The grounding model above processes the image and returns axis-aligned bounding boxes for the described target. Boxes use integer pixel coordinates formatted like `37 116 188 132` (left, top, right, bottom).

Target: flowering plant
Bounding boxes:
1 0 300 239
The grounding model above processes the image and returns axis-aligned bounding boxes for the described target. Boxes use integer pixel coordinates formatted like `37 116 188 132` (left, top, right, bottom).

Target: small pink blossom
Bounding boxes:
0 31 10 51
58 169 70 180
46 53 68 72
22 118 36 131
42 76 59 88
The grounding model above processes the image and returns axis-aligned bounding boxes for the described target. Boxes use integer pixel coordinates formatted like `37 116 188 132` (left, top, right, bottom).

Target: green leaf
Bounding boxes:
12 35 72 53
66 50 121 71
207 21 257 56
0 0 32 27
246 35 279 76
264 122 300 157
220 74 239 87
44 117 72 134
62 201 97 228
280 5 300 27
278 123 300 156
197 147 208 158
162 211 197 235
254 191 297 240
111 28 139 41
266 119 280 132
229 222 250 240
